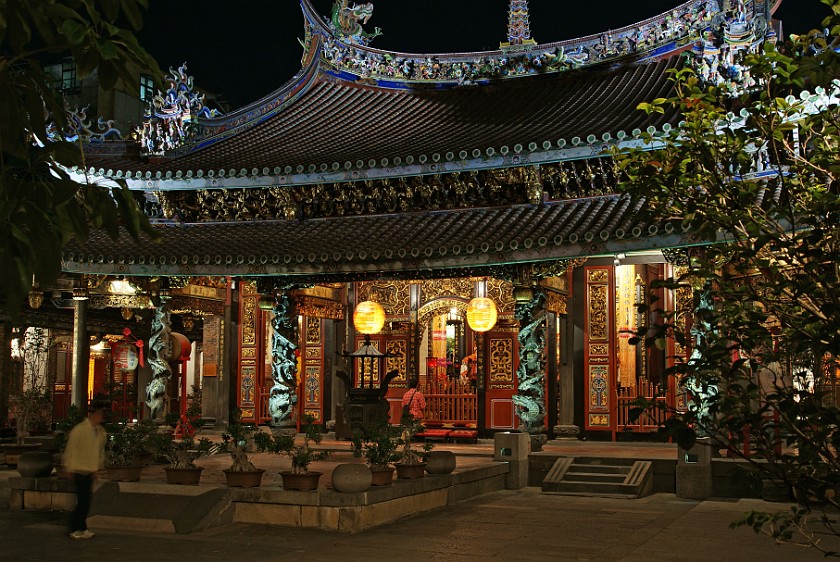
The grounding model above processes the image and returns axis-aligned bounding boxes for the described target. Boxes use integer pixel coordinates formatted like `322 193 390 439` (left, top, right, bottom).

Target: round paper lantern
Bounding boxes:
466 297 498 332
353 301 385 334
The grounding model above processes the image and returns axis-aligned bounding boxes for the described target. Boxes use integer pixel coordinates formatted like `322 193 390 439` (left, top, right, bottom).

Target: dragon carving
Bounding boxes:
268 292 299 425
512 290 547 433
330 0 382 44
145 305 172 419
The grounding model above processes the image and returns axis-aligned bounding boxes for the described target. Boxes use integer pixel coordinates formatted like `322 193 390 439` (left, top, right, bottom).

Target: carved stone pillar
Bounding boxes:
512 277 547 447
71 298 89 410
268 290 299 426
145 304 172 420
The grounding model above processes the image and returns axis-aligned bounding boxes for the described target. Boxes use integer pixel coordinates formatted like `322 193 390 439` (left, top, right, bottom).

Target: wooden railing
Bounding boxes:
616 379 669 432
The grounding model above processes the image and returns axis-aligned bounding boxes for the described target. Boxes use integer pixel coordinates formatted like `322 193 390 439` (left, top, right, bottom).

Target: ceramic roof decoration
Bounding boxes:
64 0 782 278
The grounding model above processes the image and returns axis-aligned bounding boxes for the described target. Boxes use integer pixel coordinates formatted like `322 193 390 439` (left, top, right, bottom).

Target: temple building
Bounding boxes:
6 0 785 441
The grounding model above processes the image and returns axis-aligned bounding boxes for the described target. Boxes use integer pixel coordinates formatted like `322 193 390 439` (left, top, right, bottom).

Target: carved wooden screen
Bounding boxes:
237 281 263 423
302 316 324 423
485 327 518 430
584 267 616 435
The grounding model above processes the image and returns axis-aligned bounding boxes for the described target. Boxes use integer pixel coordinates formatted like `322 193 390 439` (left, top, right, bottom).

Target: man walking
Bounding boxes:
62 399 107 540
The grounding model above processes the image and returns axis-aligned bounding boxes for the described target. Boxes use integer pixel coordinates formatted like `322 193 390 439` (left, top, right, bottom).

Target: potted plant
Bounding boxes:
395 415 433 479
361 420 400 486
220 416 264 488
103 421 153 482
151 432 214 485
2 328 53 468
254 414 328 491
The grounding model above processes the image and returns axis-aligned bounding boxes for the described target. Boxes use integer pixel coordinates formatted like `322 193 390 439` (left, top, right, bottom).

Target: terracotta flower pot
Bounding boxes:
369 466 395 486
224 468 265 488
395 462 427 480
105 465 143 482
164 466 203 485
280 470 322 491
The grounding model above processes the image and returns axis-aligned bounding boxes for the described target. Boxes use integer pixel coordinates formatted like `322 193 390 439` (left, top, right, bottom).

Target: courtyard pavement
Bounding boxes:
1 438 838 561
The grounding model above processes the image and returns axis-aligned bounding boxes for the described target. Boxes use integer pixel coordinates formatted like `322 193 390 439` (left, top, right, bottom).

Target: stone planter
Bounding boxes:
280 471 322 491
1 443 43 469
223 469 265 488
164 466 204 485
395 462 427 480
17 450 54 478
105 465 143 482
425 450 456 475
369 466 395 486
331 463 371 493
761 478 792 502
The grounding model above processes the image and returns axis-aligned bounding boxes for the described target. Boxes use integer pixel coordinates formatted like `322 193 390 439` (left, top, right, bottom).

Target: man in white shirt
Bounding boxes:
61 400 107 540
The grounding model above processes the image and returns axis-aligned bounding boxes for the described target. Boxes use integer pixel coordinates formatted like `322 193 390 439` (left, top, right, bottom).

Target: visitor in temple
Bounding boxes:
401 378 427 421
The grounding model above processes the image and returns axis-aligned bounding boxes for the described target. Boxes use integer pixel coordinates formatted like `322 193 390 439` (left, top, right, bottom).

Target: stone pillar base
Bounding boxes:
553 425 580 438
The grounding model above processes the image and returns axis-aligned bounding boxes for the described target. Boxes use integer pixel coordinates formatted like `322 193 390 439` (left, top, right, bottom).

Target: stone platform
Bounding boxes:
7 451 509 533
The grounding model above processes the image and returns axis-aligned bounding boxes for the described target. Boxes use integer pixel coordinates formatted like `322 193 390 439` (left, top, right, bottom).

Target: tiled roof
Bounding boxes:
62 194 694 280
83 56 681 184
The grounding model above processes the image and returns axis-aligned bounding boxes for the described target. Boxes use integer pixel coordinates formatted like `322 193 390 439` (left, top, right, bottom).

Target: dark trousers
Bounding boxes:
70 473 93 532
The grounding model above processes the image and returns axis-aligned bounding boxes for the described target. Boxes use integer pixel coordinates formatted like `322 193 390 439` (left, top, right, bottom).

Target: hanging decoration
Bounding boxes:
353 301 385 334
466 297 498 332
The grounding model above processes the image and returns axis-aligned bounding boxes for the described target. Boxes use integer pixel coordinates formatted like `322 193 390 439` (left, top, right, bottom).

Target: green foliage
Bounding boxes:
396 414 433 465
0 0 161 313
360 420 400 469
617 1 840 554
220 417 259 472
53 404 84 454
104 420 155 467
149 431 213 469
185 385 202 421
254 415 328 474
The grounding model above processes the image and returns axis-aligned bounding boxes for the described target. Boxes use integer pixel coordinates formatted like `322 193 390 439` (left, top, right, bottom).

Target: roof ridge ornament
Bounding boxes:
329 0 382 46
137 63 222 156
501 0 537 50
691 0 773 94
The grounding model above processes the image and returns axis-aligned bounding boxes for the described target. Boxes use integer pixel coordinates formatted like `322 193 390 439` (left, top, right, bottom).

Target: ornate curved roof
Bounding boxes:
77 0 776 191
64 1 780 278
62 194 697 280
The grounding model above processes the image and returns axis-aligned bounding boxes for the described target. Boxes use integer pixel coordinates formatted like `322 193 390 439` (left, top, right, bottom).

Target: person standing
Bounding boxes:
401 379 426 422
62 400 107 540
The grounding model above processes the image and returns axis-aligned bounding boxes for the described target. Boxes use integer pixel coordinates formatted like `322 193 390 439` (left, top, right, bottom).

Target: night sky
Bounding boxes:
137 0 832 109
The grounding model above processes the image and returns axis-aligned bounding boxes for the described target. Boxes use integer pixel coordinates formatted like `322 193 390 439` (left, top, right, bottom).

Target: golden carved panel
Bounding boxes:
420 278 474 304
489 338 514 383
545 291 567 315
386 340 407 380
488 278 515 313
356 281 410 315
589 344 608 355
588 270 608 283
241 348 256 359
588 285 608 341
297 296 344 320
241 296 257 345
306 317 321 344
240 281 258 296
306 347 321 359
589 414 610 426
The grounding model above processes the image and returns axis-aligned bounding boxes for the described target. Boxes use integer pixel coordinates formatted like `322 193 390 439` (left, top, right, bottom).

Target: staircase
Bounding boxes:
541 457 653 498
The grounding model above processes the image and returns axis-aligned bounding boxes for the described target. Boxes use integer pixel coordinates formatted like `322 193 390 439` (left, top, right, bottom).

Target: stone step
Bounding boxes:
563 471 627 483
568 463 630 475
541 458 653 498
87 482 234 534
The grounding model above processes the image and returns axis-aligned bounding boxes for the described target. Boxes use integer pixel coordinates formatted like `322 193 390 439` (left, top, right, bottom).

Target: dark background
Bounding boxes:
137 0 831 109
